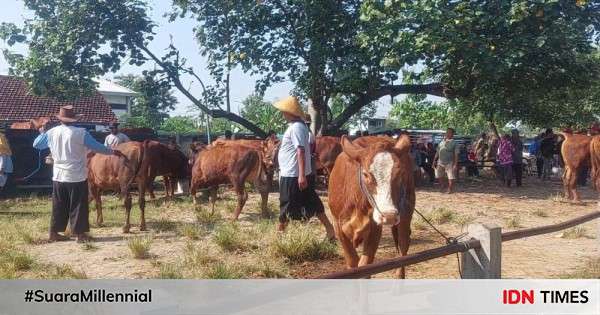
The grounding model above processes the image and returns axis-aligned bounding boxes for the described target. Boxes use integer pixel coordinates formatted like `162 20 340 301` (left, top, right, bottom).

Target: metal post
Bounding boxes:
461 223 502 279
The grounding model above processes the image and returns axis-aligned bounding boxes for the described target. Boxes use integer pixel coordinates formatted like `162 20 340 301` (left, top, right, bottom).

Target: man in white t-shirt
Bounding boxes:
33 106 123 243
104 122 130 148
274 96 335 240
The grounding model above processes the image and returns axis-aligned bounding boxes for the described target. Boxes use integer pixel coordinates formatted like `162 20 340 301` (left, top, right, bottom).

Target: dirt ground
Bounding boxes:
3 172 600 279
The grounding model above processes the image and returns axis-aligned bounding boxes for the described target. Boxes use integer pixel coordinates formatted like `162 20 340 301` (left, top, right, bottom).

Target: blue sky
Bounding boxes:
0 0 400 118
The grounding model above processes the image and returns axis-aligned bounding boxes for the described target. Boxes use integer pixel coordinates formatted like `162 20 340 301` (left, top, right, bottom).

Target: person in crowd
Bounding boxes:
540 128 556 180
33 106 124 243
434 128 459 193
104 122 130 148
466 144 479 177
425 142 437 182
474 133 488 166
0 123 13 197
497 133 515 187
418 142 435 183
220 130 233 140
510 129 524 187
273 96 335 241
529 133 543 179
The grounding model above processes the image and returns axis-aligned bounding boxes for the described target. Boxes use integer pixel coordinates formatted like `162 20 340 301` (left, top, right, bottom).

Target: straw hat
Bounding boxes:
55 105 81 123
273 96 307 120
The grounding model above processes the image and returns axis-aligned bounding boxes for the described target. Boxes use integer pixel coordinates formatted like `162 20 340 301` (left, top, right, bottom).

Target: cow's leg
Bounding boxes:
139 180 147 231
394 217 412 279
232 183 248 220
358 223 382 268
92 186 103 227
258 172 272 218
147 176 156 200
123 193 132 234
209 187 218 214
191 179 198 205
338 222 359 268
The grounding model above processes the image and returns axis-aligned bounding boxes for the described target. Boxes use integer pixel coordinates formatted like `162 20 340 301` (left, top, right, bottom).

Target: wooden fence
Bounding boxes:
316 211 600 279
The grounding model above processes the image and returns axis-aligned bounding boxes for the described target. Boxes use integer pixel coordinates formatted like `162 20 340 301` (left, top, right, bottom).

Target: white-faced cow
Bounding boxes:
328 134 415 278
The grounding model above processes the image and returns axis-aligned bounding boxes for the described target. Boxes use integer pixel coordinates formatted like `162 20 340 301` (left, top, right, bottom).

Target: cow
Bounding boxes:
560 132 592 202
589 136 600 198
315 136 342 176
143 140 190 199
87 141 147 233
190 143 269 219
328 134 415 278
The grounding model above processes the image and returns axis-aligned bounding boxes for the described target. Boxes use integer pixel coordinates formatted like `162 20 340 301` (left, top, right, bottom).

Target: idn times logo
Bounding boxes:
502 289 589 304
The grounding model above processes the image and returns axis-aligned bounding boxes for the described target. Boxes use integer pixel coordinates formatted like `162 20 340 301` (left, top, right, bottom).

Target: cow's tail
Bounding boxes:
590 137 600 191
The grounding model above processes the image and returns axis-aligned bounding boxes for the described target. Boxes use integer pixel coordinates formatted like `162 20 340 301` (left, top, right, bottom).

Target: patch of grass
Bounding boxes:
429 208 456 225
561 227 591 239
454 214 475 227
205 262 243 279
179 223 200 240
43 264 87 279
183 242 216 270
504 215 522 229
271 224 338 263
152 218 177 233
532 209 548 217
195 208 221 226
213 224 247 252
17 227 40 245
0 248 34 274
127 235 153 259
157 263 183 279
81 241 98 251
411 217 428 231
561 258 600 279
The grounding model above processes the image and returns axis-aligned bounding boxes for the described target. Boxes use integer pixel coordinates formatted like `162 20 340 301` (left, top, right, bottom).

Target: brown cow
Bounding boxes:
143 140 190 199
329 135 415 278
190 144 269 219
88 141 147 233
315 136 342 176
589 136 600 197
560 132 592 202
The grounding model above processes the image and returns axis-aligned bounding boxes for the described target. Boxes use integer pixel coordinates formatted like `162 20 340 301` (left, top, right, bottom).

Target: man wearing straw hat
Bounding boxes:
33 105 124 243
273 96 335 240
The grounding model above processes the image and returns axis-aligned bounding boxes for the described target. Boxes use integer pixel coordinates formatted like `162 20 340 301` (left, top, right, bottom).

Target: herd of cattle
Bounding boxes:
83 131 599 277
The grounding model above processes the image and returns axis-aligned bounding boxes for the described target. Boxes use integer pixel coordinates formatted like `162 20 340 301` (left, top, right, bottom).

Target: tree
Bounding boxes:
1 0 599 137
240 94 287 134
329 94 377 131
116 73 177 128
388 97 497 135
159 116 198 134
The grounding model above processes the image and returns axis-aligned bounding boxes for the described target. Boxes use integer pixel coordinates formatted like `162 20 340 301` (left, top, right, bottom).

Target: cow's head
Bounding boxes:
341 135 413 226
261 136 280 173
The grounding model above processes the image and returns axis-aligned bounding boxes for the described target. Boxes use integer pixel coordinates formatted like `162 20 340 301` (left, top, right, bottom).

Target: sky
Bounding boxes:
0 0 398 118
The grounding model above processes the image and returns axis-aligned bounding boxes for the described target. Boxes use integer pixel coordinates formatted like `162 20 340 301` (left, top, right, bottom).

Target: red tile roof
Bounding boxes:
0 75 117 125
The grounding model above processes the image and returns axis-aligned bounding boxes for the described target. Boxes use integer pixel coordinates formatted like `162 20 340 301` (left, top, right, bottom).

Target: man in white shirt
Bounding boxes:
104 122 130 148
33 106 123 243
274 96 335 240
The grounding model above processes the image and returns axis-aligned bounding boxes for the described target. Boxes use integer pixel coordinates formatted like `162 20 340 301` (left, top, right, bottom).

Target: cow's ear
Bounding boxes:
341 135 365 162
393 134 411 156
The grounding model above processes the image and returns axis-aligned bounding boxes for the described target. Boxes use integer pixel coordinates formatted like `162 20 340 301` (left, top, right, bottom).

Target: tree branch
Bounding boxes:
138 44 267 137
327 82 449 132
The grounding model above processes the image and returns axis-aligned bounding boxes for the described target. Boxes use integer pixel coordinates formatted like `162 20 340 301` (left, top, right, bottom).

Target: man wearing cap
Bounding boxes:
274 96 335 240
104 122 130 148
0 123 13 196
33 106 124 243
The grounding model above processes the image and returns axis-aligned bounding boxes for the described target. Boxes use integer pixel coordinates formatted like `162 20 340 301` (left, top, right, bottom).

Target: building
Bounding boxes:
95 79 136 120
0 75 117 130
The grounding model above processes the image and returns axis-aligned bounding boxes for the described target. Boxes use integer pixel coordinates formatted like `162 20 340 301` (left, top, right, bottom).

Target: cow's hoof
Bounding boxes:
122 226 131 234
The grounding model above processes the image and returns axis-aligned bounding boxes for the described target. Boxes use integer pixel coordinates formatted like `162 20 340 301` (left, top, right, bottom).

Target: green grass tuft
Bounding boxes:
271 224 338 263
127 235 153 259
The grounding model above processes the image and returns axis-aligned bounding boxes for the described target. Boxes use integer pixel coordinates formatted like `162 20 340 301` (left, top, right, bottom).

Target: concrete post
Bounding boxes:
461 223 502 279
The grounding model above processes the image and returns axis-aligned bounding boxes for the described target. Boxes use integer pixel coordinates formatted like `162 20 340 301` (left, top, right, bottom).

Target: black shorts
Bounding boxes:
279 174 324 223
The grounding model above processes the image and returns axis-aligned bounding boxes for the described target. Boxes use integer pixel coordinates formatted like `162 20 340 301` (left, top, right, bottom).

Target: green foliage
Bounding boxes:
329 94 377 130
388 97 492 135
159 116 198 135
0 0 154 100
116 73 178 127
240 94 286 134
